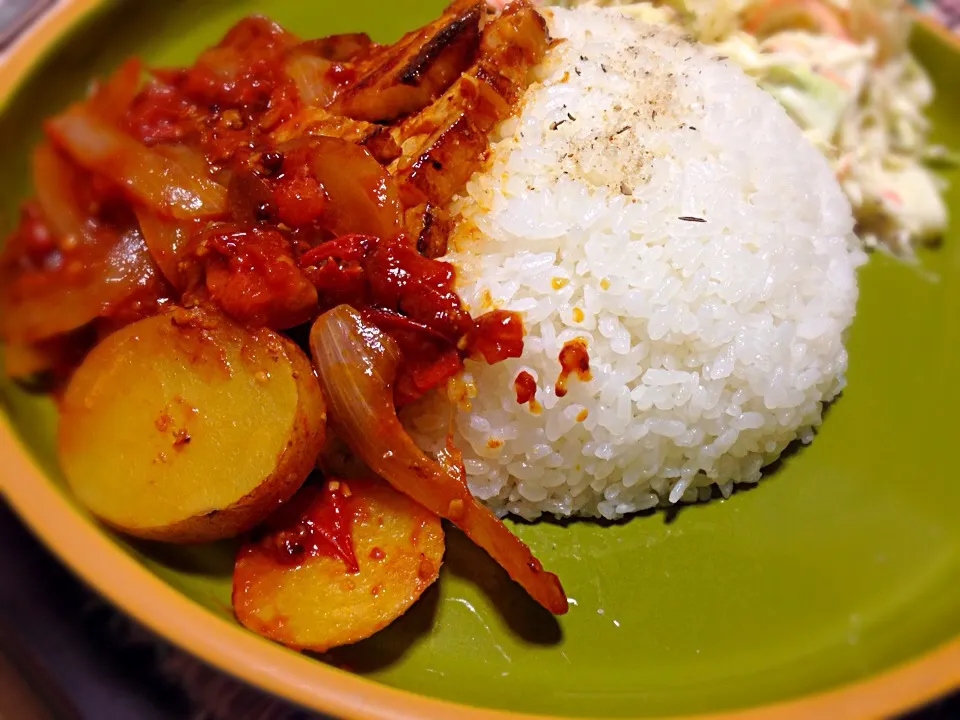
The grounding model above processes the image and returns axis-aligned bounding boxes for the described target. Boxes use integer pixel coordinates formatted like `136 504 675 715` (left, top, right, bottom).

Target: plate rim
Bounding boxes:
1 2 960 719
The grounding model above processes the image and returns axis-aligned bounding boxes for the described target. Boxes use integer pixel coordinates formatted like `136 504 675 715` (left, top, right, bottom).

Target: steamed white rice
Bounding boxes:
407 6 866 520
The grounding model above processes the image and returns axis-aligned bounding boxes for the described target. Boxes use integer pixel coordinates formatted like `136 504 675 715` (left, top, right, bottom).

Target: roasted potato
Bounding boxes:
58 308 326 543
232 477 444 651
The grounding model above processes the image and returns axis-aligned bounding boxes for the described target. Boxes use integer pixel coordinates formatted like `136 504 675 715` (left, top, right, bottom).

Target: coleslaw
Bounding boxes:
545 0 952 255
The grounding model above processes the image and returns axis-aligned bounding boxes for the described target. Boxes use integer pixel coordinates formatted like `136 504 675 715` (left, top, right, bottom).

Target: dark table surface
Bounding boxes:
0 500 958 720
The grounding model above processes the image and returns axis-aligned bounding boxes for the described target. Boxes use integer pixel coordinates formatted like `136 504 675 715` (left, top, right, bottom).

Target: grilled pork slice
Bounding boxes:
404 203 452 259
271 108 402 164
392 1 549 207
329 0 484 123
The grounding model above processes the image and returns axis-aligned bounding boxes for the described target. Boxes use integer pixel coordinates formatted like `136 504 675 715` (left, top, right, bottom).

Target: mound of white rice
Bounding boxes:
407 6 866 520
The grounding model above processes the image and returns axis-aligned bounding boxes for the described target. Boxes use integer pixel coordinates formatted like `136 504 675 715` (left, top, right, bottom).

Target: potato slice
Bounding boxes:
58 308 326 543
232 477 444 651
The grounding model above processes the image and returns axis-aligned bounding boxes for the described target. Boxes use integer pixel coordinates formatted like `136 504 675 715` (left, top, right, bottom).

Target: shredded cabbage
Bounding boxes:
544 0 951 256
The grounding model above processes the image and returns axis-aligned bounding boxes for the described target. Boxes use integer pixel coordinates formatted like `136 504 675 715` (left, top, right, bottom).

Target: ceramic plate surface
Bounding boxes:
1 2 959 718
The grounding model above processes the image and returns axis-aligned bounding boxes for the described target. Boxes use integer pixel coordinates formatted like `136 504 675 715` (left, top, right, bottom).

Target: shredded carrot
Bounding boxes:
835 154 852 181
743 0 851 41
880 189 902 206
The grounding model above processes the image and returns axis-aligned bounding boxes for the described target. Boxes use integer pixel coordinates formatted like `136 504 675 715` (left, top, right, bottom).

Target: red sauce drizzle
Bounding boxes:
514 370 537 405
2 14 530 408
465 309 524 364
299 237 526 405
555 338 591 398
300 234 473 340
125 17 301 164
260 478 359 573
185 224 317 330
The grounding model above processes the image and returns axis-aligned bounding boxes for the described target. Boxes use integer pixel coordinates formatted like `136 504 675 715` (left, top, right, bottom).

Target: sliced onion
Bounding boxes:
32 142 93 246
155 143 213 180
88 57 143 125
0 227 157 343
135 210 198 290
310 304 568 615
3 145 160 342
309 136 402 239
45 107 227 220
284 53 339 106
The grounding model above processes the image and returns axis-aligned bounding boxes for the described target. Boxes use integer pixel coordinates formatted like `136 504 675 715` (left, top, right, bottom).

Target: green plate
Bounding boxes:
1 2 959 718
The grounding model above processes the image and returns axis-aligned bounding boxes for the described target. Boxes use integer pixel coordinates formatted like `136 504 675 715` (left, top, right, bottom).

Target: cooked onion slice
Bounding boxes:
309 136 402 238
284 53 341 106
45 107 227 220
32 142 90 244
309 304 568 615
135 210 199 290
0 226 158 343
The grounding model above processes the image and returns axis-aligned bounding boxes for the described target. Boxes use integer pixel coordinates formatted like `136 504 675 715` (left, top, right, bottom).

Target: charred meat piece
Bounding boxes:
329 0 483 122
404 203 451 259
271 108 402 164
476 0 551 92
396 115 489 208
392 1 549 207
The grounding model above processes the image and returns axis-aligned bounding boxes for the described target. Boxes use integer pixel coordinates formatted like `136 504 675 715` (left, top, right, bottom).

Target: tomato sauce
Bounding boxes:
125 17 302 166
300 236 525 405
514 370 537 405
465 309 524 364
259 478 359 573
2 12 527 405
185 224 317 330
555 338 591 398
